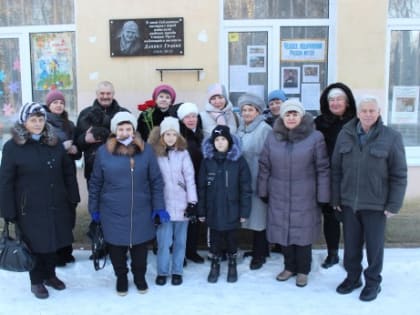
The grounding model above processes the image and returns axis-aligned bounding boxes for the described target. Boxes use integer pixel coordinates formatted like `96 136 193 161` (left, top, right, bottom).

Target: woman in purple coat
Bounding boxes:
258 100 330 288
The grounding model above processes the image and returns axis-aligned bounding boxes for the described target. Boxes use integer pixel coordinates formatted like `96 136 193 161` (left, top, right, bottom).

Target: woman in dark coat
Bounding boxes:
258 100 330 288
88 112 165 296
44 89 81 266
314 82 356 268
0 102 80 299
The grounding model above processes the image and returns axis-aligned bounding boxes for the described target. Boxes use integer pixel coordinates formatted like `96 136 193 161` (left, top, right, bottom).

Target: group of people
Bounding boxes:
0 80 407 303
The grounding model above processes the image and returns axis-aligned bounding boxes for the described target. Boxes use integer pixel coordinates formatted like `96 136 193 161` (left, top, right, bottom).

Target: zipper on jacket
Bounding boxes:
225 170 228 188
129 157 135 248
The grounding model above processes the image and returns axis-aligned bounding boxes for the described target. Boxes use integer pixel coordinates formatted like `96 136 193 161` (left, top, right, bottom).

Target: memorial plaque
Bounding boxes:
110 17 184 57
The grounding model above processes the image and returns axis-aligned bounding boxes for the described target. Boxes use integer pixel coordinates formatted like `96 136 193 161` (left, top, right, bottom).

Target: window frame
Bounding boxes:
386 17 420 165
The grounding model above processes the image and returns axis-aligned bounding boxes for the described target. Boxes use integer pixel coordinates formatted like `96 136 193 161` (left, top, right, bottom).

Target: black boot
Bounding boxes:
227 254 238 283
321 250 339 269
207 257 220 283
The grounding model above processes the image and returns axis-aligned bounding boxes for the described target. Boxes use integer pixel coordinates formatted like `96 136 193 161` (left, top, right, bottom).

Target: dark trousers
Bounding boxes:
323 206 341 251
282 244 312 275
186 221 201 256
209 229 238 256
252 230 269 258
342 206 386 287
107 242 148 280
29 252 57 285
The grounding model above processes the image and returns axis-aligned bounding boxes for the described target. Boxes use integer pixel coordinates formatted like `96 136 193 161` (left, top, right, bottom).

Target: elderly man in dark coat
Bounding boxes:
331 95 407 302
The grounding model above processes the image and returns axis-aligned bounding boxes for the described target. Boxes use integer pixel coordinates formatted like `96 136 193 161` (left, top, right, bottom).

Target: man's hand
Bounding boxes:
85 127 100 144
384 210 395 218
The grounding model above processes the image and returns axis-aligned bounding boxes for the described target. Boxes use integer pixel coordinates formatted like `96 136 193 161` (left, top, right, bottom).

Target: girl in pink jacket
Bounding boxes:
148 117 197 286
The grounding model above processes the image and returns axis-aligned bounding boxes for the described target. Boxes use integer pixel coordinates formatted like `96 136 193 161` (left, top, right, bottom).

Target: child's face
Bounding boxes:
268 99 283 116
214 136 229 152
156 92 172 111
163 130 178 146
116 123 134 139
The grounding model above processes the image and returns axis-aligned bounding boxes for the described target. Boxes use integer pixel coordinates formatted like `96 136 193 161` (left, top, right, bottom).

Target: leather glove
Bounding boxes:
91 211 100 223
152 209 170 226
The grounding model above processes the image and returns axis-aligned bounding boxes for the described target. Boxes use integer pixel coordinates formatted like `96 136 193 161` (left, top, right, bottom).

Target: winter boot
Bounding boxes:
321 250 339 269
227 254 238 283
207 257 220 283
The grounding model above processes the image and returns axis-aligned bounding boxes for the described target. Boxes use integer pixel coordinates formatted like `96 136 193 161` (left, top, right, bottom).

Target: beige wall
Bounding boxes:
76 0 219 112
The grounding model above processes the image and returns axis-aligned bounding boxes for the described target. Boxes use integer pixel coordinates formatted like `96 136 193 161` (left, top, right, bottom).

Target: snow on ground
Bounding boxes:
1 248 420 315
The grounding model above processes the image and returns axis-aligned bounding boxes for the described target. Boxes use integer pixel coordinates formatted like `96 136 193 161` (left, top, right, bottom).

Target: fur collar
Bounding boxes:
272 113 315 142
147 126 187 156
105 134 144 156
202 133 242 161
11 122 58 146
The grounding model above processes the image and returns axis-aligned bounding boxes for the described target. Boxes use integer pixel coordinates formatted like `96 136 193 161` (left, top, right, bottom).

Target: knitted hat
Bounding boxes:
46 89 65 106
18 102 47 124
207 83 229 102
160 116 180 135
268 89 288 103
237 93 265 113
110 112 137 134
177 102 199 120
280 99 306 118
152 84 176 104
328 88 346 99
210 125 233 148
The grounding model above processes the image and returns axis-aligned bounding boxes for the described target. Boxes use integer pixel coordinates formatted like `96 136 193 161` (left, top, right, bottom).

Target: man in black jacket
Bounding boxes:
76 81 129 181
331 95 407 302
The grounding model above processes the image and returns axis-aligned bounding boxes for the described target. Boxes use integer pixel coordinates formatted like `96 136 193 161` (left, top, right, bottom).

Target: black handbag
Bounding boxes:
87 221 107 271
0 220 35 272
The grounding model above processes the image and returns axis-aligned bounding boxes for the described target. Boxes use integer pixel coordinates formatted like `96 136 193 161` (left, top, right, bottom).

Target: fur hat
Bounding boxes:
268 89 288 103
280 99 306 118
152 84 176 104
46 90 65 106
160 116 180 135
207 83 229 102
110 112 137 134
177 102 199 120
328 88 346 99
210 125 233 148
237 93 265 113
18 102 47 124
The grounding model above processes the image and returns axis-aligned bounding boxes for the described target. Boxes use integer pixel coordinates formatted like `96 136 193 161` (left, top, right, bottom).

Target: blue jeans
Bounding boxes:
156 221 188 276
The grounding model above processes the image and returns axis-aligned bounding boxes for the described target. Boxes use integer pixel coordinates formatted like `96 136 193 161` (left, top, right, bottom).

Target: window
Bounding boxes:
224 0 329 19
387 0 420 154
0 0 74 26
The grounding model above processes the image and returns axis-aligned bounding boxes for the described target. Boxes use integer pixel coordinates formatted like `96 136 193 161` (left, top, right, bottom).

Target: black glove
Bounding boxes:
260 196 269 204
318 202 332 214
4 217 16 224
184 203 198 223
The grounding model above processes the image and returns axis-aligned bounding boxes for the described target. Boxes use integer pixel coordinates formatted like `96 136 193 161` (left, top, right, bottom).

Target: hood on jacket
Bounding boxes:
272 113 315 142
11 122 58 146
202 133 242 161
148 125 187 156
105 133 144 156
319 82 356 122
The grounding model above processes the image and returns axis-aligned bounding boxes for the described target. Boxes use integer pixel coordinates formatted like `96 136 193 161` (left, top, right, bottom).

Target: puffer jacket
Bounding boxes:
258 114 330 246
148 127 197 221
198 135 252 231
88 134 165 246
331 117 407 213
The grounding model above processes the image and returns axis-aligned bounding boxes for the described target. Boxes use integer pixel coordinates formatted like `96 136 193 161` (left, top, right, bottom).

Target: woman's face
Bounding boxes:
268 99 283 116
209 95 227 110
283 111 302 130
182 113 198 130
24 115 46 135
163 130 178 147
328 95 347 117
115 123 134 140
48 100 65 115
241 105 259 125
156 92 172 111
